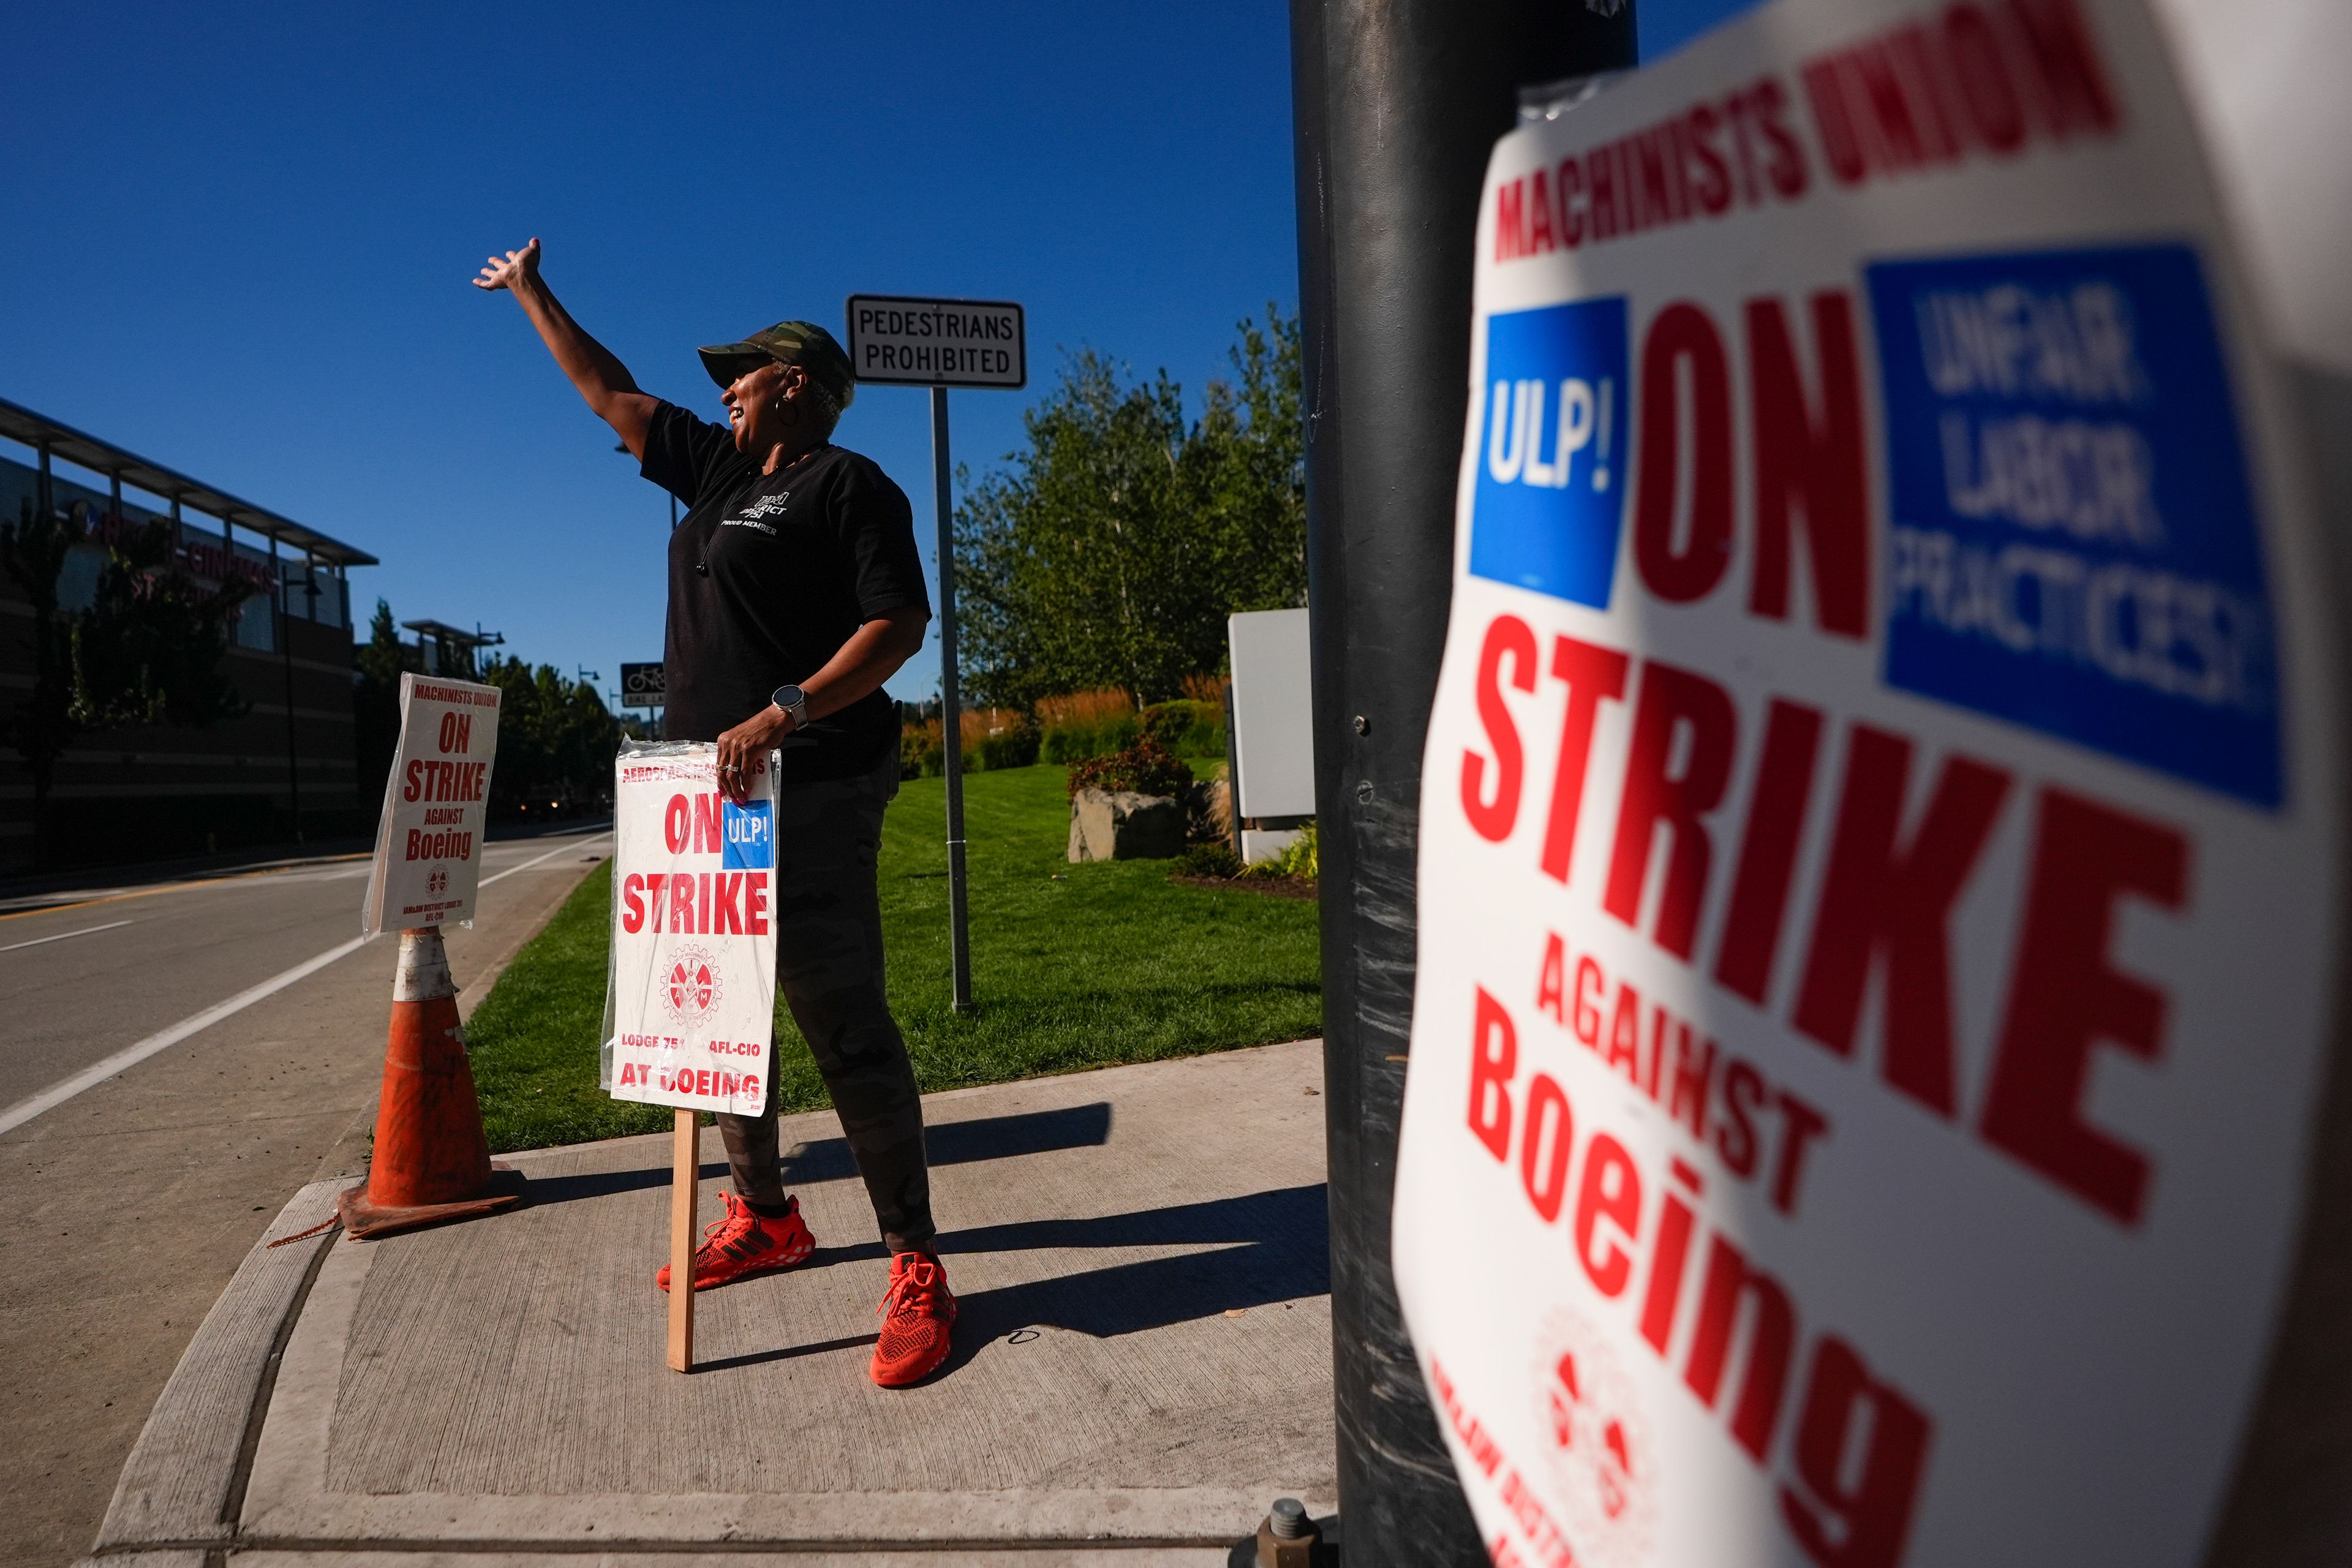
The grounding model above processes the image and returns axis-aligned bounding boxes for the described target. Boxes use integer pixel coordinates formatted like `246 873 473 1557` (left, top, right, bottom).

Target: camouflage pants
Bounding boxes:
717 752 933 1254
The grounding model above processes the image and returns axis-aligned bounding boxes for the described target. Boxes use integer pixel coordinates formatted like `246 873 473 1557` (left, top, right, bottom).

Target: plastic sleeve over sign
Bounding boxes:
601 738 780 1115
1389 0 2340 1564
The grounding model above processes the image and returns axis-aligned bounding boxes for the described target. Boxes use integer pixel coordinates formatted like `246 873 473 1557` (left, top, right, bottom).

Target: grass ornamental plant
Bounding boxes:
1181 672 1230 707
899 707 1044 777
1038 687 1141 763
965 706 1042 771
1170 820 1317 886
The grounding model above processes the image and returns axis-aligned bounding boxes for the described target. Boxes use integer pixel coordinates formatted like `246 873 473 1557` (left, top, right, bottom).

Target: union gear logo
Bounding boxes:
660 943 725 1027
1533 1308 1656 1565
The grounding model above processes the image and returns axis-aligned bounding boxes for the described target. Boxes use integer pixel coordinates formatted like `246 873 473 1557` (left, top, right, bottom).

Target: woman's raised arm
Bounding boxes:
475 238 659 459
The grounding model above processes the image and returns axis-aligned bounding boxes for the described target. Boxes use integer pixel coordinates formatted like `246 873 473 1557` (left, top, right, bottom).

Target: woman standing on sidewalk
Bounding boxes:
473 236 956 1388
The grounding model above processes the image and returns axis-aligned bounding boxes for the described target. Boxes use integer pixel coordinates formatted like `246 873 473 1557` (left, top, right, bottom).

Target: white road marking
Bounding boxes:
0 919 133 954
0 830 611 1139
0 936 368 1138
479 833 611 889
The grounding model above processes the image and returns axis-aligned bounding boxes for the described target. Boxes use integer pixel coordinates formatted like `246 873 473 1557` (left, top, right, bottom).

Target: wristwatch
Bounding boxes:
771 684 809 729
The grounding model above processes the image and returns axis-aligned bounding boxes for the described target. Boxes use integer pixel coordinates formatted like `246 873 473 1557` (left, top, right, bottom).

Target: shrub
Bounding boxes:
1038 687 1141 763
1245 820 1319 882
1276 820 1319 880
900 720 944 778
1068 734 1194 800
901 709 1041 777
1140 698 1227 759
967 706 1041 771
1042 717 1136 763
1173 842 1243 878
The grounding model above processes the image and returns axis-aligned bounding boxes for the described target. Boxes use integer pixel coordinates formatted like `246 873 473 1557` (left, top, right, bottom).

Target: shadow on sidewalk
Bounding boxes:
516 1160 734 1207
702 1183 1330 1376
511 1102 1115 1212
784 1100 1115 1182
944 1183 1330 1339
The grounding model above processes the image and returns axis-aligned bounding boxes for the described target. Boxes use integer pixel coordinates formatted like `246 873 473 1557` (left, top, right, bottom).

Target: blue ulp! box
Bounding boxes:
1469 296 1631 609
722 799 774 869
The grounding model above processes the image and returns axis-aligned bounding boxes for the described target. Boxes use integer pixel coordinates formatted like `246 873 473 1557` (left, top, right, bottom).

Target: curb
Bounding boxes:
96 1180 344 1553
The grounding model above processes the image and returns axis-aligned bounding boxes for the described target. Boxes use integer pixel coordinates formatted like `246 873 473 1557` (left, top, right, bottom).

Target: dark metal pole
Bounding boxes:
932 385 973 1013
1289 1 1635 1560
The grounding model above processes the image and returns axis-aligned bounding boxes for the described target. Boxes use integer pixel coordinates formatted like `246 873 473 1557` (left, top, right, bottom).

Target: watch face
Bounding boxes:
773 685 805 710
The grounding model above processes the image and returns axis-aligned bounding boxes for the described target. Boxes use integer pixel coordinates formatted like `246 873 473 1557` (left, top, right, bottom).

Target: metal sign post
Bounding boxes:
846 293 1028 1016
929 387 972 1011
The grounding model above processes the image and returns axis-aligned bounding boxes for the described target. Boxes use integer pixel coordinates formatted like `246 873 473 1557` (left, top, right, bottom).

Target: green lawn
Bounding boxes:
466 763 1323 1153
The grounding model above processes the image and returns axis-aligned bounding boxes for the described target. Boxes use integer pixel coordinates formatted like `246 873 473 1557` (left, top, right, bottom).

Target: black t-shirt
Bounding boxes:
639 402 929 780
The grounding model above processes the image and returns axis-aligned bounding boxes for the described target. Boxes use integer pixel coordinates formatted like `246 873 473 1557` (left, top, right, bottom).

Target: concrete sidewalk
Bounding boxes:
1 830 612 1568
85 1040 1336 1566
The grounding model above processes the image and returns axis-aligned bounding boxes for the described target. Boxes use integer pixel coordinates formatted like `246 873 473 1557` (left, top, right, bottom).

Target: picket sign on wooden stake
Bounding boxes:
600 740 782 1373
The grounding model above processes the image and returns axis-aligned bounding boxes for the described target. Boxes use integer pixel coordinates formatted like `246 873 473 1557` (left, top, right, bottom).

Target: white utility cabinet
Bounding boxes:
1227 608 1316 861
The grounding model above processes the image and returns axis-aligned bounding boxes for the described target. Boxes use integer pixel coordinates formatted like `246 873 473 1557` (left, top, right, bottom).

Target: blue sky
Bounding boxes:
1 0 1756 710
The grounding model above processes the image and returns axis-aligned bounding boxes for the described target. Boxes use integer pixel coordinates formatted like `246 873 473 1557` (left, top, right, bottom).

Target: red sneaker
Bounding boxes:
870 1251 957 1387
656 1193 815 1292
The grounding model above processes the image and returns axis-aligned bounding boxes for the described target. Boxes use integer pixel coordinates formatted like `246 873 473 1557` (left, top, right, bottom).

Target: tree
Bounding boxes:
353 598 404 808
1195 310 1308 619
954 307 1305 708
478 655 623 816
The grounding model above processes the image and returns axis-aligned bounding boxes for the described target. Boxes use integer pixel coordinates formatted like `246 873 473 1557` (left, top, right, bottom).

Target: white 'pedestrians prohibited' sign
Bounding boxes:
603 744 777 1116
845 294 1026 388
363 673 501 938
1391 0 2339 1564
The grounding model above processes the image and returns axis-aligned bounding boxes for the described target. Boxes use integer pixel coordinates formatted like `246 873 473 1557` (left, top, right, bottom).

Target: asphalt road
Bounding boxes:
0 826 611 1568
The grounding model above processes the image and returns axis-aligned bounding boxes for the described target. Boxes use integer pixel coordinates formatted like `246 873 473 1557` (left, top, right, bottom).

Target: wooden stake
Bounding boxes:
666 1107 696 1372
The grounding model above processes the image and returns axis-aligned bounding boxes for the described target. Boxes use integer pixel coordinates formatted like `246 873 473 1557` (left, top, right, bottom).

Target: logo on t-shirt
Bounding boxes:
732 491 791 526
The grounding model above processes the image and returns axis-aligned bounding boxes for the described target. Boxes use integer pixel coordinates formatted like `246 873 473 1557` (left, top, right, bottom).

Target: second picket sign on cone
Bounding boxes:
337 926 525 1240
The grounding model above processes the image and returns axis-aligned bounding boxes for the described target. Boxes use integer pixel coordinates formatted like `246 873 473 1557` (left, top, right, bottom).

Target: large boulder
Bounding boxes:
1068 787 1188 862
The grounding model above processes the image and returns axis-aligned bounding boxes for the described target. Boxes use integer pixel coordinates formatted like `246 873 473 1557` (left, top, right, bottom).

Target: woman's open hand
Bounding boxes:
473 238 541 292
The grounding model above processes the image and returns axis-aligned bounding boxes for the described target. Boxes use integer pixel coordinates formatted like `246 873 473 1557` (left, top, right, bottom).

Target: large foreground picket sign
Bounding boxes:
1392 1 2341 1564
604 742 780 1370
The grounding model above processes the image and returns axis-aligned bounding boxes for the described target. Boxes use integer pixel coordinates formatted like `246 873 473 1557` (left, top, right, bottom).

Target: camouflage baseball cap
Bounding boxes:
697 320 856 410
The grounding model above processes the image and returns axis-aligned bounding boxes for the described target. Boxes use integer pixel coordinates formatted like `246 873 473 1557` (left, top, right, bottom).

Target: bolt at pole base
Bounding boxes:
1229 1501 1336 1567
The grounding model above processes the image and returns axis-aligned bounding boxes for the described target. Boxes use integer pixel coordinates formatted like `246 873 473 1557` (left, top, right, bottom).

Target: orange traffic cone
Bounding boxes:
337 926 526 1240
